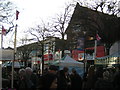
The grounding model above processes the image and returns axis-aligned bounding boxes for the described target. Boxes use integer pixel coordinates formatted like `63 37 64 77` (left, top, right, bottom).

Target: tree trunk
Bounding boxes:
61 34 65 57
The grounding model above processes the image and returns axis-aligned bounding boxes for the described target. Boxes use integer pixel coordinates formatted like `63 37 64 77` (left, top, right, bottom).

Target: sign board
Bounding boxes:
78 53 84 61
0 49 14 60
77 37 84 49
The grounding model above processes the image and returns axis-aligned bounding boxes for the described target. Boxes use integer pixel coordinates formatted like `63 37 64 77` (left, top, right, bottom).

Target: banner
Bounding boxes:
0 49 14 60
77 37 84 49
96 34 101 41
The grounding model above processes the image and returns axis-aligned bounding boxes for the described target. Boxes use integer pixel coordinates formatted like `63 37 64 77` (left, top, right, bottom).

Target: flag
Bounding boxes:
6 25 14 34
2 26 6 36
16 10 20 20
96 34 101 41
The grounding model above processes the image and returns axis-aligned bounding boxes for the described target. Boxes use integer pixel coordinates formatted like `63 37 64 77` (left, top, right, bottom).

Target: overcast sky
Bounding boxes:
10 0 72 30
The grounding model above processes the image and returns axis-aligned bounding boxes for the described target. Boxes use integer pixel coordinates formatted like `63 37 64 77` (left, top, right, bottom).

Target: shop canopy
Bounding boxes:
52 55 84 67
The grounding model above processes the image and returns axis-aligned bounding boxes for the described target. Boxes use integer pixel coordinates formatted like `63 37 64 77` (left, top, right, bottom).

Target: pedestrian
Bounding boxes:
40 72 57 89
25 67 39 90
17 68 27 90
70 68 82 90
38 65 58 89
113 66 120 90
57 67 71 90
85 65 96 90
95 70 113 90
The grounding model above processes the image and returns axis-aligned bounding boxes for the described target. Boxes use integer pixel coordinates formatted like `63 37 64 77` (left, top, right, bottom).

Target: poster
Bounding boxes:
77 37 85 50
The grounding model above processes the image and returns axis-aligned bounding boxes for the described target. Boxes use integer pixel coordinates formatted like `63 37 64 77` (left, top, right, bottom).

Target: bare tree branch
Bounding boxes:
0 0 15 23
52 3 74 40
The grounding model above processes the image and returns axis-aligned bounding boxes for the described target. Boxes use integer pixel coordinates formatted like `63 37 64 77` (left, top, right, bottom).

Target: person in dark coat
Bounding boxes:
17 68 27 90
85 65 96 90
41 73 57 89
113 66 120 90
70 68 82 90
38 65 58 89
57 67 71 90
94 70 113 90
25 67 39 90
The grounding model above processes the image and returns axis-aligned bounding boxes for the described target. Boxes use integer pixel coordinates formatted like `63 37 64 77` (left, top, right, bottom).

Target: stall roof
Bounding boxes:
96 50 120 60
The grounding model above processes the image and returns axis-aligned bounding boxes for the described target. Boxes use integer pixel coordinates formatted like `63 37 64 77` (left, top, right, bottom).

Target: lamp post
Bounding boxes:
83 31 86 74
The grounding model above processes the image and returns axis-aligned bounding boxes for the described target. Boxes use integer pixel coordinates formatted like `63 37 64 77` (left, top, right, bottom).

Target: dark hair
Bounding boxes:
63 67 69 72
72 68 77 74
49 65 58 71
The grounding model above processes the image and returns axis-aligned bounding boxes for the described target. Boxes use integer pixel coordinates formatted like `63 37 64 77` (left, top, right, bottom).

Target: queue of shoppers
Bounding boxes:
2 64 120 90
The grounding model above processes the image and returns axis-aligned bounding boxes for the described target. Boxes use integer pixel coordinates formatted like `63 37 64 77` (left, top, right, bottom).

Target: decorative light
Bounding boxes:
88 36 94 40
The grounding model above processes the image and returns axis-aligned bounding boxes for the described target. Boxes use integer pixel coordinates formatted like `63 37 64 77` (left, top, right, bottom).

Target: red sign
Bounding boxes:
72 50 84 61
85 46 105 57
44 54 53 61
72 46 105 60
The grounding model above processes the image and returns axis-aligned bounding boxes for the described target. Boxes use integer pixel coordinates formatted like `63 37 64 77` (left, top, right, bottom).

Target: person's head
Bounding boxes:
25 67 33 75
49 65 58 74
71 68 77 74
19 68 26 77
63 67 69 75
63 67 68 72
88 65 95 72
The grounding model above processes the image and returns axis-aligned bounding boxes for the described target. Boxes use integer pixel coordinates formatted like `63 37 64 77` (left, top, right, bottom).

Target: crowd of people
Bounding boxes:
2 64 120 90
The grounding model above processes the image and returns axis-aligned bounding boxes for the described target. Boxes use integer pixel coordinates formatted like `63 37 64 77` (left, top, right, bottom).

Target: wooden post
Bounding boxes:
11 24 17 88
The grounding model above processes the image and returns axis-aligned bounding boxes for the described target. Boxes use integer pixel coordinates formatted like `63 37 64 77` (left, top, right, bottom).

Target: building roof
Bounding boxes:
66 2 120 44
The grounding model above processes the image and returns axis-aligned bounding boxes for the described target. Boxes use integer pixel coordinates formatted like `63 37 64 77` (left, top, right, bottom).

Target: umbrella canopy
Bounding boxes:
53 55 84 67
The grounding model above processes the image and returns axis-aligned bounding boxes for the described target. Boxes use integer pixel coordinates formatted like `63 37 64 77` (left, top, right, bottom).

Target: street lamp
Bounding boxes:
83 31 87 74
